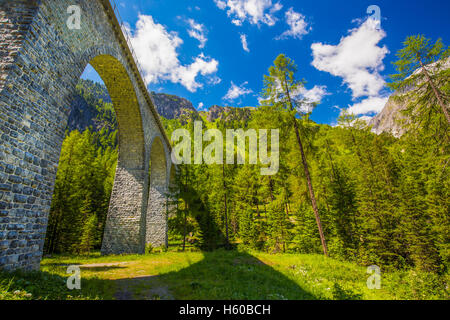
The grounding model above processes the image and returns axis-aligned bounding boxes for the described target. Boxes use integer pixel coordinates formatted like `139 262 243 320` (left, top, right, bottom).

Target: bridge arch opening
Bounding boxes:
44 55 147 257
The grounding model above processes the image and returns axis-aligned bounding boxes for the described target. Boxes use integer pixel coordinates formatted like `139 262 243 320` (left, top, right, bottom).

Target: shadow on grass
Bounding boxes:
2 251 319 300
141 185 320 300
155 249 319 300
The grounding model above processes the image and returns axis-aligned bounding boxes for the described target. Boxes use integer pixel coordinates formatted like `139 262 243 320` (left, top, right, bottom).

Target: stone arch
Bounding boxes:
89 54 146 168
84 54 147 255
145 136 169 248
0 0 172 270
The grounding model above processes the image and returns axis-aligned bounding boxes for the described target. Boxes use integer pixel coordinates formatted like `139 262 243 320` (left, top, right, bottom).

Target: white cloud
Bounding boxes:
232 19 243 26
197 102 208 111
311 18 388 99
187 18 207 48
292 85 329 113
359 115 373 123
214 0 282 26
208 76 222 85
223 81 253 100
240 34 250 52
297 85 328 103
175 53 219 92
216 0 227 10
124 15 219 92
276 8 310 40
346 96 389 115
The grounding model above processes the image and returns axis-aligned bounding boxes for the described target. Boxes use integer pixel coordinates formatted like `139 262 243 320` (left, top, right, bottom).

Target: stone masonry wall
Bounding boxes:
0 0 172 270
146 136 168 248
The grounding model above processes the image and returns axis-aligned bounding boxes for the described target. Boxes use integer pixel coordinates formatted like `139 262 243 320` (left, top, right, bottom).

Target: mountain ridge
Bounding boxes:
68 79 255 132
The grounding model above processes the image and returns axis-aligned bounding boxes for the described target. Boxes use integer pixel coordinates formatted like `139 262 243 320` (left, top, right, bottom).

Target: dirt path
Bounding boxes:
114 275 174 300
76 261 174 300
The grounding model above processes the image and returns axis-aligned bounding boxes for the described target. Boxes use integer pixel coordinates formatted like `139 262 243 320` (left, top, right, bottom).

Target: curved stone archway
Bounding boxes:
0 0 172 270
89 54 147 256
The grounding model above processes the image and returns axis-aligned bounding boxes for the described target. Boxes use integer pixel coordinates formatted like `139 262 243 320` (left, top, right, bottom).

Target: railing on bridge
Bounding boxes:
109 0 145 82
105 0 172 150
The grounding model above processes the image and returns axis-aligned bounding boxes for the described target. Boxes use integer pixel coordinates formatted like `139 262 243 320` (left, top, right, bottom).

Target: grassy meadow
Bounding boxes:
1 249 448 300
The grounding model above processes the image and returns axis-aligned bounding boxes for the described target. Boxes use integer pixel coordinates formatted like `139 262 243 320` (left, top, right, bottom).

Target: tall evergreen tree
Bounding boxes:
261 54 328 256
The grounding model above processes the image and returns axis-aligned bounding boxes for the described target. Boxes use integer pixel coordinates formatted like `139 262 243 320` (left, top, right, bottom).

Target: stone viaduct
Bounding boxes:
0 0 175 271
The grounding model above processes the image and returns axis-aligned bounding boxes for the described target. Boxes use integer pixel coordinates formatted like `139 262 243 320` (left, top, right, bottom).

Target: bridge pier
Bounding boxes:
101 166 147 255
145 137 169 249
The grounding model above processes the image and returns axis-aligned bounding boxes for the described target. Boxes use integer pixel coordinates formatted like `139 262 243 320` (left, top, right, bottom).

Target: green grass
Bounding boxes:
1 249 448 300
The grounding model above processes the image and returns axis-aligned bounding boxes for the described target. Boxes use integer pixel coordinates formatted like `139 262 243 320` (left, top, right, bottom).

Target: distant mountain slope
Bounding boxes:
67 80 198 132
68 79 255 133
150 92 197 119
203 105 254 123
67 79 116 133
369 96 408 137
369 58 450 137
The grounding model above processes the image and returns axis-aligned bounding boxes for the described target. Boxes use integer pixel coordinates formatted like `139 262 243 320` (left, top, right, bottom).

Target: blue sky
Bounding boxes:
82 0 450 125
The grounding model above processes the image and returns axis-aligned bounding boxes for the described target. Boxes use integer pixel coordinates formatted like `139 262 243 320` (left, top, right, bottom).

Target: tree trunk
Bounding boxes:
223 164 229 248
419 60 450 124
292 118 328 256
283 76 328 256
183 170 188 252
183 202 187 252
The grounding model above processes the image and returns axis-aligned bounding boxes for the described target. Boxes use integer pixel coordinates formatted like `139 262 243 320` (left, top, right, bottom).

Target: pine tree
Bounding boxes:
261 54 328 256
389 35 450 129
79 214 98 254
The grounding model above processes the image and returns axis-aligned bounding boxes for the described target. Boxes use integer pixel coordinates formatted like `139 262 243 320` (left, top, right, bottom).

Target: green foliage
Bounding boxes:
389 35 449 91
0 269 111 300
44 128 117 255
44 79 118 255
388 35 449 138
160 52 449 275
43 38 448 302
145 243 154 254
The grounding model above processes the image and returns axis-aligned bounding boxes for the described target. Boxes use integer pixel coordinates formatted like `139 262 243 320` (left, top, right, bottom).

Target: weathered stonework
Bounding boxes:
0 0 173 271
146 136 168 248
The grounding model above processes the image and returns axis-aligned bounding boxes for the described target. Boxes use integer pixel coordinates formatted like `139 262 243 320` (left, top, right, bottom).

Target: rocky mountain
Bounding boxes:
67 79 255 133
369 95 408 137
67 79 199 133
67 79 116 133
150 92 197 119
369 58 450 137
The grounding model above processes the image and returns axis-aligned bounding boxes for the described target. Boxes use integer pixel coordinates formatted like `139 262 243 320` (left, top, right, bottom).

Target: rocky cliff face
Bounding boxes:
67 79 116 133
369 58 449 137
369 95 408 138
68 80 256 132
150 92 197 119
